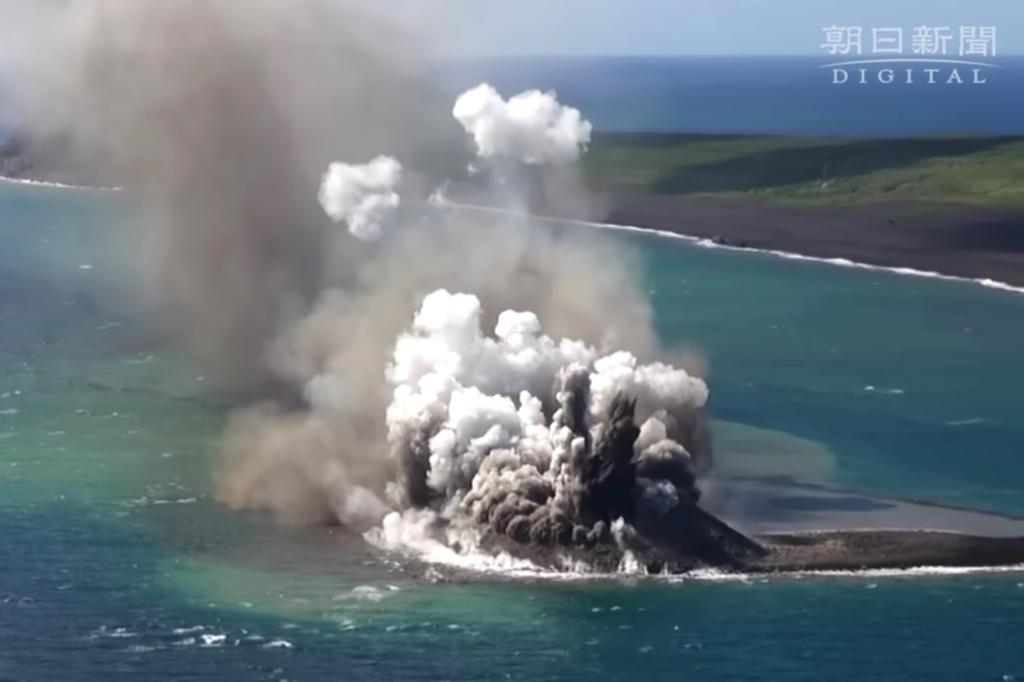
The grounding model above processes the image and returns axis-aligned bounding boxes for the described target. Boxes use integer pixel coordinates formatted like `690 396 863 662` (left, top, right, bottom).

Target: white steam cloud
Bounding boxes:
374 289 710 562
452 83 593 165
318 155 402 241
6 1 730 572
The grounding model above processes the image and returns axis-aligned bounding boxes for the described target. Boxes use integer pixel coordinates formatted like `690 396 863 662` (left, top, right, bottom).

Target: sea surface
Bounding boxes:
3 178 1024 681
442 56 1024 136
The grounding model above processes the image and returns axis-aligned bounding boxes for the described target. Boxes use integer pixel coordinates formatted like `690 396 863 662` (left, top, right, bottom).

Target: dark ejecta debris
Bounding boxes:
395 368 766 573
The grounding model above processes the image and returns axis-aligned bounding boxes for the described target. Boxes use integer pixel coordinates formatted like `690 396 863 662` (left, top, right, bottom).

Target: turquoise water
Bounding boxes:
2 181 1024 681
642 232 1024 514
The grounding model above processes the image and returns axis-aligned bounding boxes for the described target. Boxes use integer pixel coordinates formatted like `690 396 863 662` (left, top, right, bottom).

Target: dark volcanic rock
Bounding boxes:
476 526 1024 575
754 530 1024 572
580 395 640 523
469 389 768 572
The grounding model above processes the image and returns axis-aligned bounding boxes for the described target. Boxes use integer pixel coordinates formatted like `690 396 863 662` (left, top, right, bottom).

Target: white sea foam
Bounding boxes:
366 516 1024 582
125 644 158 653
444 202 1024 296
171 625 206 635
9 178 1022 298
342 585 389 602
199 633 227 647
947 417 989 426
14 179 1021 294
0 175 121 191
593 221 1024 296
451 556 1024 583
364 518 548 577
863 385 905 395
87 626 137 640
671 563 1024 583
367 516 1024 582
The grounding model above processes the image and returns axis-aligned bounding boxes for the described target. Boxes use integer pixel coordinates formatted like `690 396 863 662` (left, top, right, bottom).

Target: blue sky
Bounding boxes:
442 0 1024 56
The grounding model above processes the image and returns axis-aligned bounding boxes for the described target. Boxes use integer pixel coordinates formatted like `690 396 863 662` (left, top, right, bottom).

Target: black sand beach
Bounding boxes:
754 530 1024 572
7 133 1024 286
604 193 1024 287
473 526 1024 576
713 475 1024 573
465 475 1024 576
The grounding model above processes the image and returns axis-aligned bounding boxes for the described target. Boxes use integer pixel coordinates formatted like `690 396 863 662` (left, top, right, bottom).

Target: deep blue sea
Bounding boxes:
443 56 1024 135
3 56 1024 682
3 173 1024 680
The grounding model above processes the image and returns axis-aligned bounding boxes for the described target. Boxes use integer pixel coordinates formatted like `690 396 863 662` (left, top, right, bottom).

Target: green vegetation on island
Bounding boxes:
584 133 1024 208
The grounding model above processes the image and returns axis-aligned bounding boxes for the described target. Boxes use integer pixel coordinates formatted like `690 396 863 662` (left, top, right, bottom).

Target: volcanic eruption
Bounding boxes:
9 0 1024 577
0 0 768 572
372 289 764 572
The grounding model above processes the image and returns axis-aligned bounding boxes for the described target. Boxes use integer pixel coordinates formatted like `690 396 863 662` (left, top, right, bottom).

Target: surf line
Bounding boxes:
440 201 1024 296
0 175 122 192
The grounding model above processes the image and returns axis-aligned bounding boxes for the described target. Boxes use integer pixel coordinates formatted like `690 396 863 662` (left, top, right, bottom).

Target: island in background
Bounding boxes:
583 133 1024 287
5 130 1024 286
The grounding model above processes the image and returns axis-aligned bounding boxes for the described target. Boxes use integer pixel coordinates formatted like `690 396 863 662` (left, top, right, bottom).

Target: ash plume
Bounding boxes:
2 0 450 388
372 290 727 569
2 0 742 571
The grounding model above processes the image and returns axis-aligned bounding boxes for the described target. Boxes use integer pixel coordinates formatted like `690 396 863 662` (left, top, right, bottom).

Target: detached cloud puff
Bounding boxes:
452 83 592 165
318 156 402 241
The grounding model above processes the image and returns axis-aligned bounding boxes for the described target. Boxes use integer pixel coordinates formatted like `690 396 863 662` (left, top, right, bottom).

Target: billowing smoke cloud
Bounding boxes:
4 1 724 570
319 156 402 241
373 290 710 562
453 83 593 165
218 208 663 529
2 0 451 388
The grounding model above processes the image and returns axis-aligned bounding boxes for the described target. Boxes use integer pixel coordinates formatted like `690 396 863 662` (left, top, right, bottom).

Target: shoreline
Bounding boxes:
580 216 1024 295
390 465 1024 579
8 173 1024 293
449 200 1024 295
602 193 1024 289
404 527 1024 582
0 175 121 192
753 529 1024 573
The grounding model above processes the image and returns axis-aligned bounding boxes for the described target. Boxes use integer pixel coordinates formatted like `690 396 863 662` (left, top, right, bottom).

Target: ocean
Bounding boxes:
3 169 1024 681
442 56 1024 136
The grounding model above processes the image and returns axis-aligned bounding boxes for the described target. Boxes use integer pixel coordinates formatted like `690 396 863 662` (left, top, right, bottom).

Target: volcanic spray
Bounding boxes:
373 290 765 571
4 0 762 573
